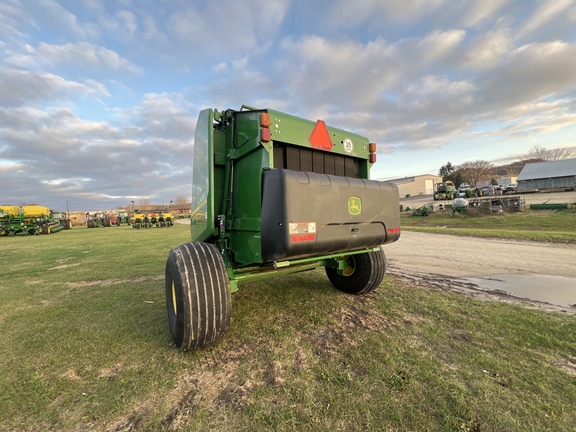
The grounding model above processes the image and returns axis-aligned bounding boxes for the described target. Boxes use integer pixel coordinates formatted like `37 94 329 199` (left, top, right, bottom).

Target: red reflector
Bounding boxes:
309 120 333 151
260 113 271 128
291 234 316 243
387 228 401 234
261 128 271 143
369 153 377 163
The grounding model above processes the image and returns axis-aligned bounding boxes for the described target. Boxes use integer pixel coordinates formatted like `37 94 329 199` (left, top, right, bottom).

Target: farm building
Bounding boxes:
387 174 443 197
516 158 576 191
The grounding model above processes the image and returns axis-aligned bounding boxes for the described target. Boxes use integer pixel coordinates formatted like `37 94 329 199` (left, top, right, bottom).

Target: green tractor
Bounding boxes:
87 212 111 228
115 210 132 226
464 187 483 198
433 181 457 200
165 105 401 350
51 211 73 230
412 205 430 216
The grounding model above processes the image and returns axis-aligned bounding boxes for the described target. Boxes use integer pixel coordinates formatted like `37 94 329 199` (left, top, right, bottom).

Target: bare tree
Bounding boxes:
456 160 494 187
173 195 189 206
527 144 573 161
137 198 150 208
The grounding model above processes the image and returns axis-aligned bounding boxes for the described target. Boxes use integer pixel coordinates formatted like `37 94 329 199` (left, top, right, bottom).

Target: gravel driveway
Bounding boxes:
385 231 576 313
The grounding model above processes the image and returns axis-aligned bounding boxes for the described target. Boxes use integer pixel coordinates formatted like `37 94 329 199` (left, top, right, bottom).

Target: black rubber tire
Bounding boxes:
65 219 72 229
127 217 131 225
325 248 387 295
165 242 231 350
41 224 50 235
116 219 121 226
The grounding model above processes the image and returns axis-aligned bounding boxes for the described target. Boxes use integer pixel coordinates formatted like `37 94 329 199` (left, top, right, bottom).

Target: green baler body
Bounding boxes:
190 107 400 271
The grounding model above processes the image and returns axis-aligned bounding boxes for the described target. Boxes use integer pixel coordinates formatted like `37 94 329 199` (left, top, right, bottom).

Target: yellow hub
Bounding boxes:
342 256 356 276
171 280 177 314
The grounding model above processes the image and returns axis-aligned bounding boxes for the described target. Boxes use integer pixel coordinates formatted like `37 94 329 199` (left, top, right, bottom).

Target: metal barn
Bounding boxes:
517 158 576 191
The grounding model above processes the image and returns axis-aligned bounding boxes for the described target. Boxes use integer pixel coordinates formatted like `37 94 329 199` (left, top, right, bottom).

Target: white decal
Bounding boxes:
343 138 354 153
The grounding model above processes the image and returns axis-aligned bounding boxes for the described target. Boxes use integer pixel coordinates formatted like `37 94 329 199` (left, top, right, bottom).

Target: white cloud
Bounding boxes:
8 42 145 76
406 76 475 96
465 28 512 69
35 0 100 38
0 68 110 107
417 29 466 63
517 0 573 38
462 0 512 27
115 10 137 34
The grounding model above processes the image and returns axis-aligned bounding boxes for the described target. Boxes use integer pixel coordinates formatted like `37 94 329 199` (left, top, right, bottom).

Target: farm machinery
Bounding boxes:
159 212 175 227
87 212 112 228
131 211 175 228
412 205 431 216
165 105 401 350
51 211 73 230
463 187 483 198
0 205 67 236
131 211 149 228
433 181 457 200
115 210 131 226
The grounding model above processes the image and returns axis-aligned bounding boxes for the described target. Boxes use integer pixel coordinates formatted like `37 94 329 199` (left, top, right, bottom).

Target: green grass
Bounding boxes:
1 225 575 431
401 209 576 243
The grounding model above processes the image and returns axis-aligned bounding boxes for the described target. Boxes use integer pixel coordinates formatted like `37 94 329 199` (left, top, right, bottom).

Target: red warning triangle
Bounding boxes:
309 120 333 151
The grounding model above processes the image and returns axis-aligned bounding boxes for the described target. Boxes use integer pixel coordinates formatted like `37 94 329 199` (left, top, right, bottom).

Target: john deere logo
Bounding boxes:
348 197 361 215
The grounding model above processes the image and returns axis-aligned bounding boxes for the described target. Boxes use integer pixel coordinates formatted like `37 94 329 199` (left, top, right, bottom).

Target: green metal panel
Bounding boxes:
190 109 215 242
530 203 568 210
267 109 370 161
228 144 269 265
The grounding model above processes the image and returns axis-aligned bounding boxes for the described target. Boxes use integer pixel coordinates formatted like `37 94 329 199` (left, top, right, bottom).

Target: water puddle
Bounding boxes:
464 274 576 308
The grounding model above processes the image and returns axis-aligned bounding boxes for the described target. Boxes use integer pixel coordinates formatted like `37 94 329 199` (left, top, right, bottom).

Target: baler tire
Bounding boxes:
325 248 387 295
41 225 50 235
66 219 72 229
165 242 231 351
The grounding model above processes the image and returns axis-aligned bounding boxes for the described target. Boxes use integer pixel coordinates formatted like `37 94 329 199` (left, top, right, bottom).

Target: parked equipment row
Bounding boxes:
0 205 72 236
132 212 175 229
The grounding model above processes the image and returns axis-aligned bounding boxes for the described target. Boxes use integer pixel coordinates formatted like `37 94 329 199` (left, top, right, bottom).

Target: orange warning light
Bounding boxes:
260 113 271 128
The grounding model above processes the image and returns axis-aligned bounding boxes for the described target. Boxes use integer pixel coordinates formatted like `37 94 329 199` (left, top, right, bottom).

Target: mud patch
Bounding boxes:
309 295 390 357
48 263 79 270
64 275 162 292
62 369 81 381
105 300 393 431
553 356 576 377
389 272 576 315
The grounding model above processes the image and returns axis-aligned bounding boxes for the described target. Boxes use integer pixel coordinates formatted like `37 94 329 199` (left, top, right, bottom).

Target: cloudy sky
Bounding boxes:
1 0 576 211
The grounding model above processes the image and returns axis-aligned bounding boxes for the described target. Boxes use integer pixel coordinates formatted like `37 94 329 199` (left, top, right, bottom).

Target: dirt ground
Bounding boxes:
385 231 576 314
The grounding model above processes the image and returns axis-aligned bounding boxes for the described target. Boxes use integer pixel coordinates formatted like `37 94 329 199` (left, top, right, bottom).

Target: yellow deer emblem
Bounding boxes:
348 197 361 215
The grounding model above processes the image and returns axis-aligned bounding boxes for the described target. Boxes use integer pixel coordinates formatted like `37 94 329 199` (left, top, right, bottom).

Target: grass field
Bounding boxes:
1 224 575 431
401 209 576 243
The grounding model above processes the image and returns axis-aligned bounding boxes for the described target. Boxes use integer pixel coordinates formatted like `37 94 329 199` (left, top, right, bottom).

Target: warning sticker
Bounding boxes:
289 222 316 235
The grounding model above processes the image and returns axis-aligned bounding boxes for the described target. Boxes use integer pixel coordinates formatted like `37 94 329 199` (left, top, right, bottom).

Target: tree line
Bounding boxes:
439 145 573 186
